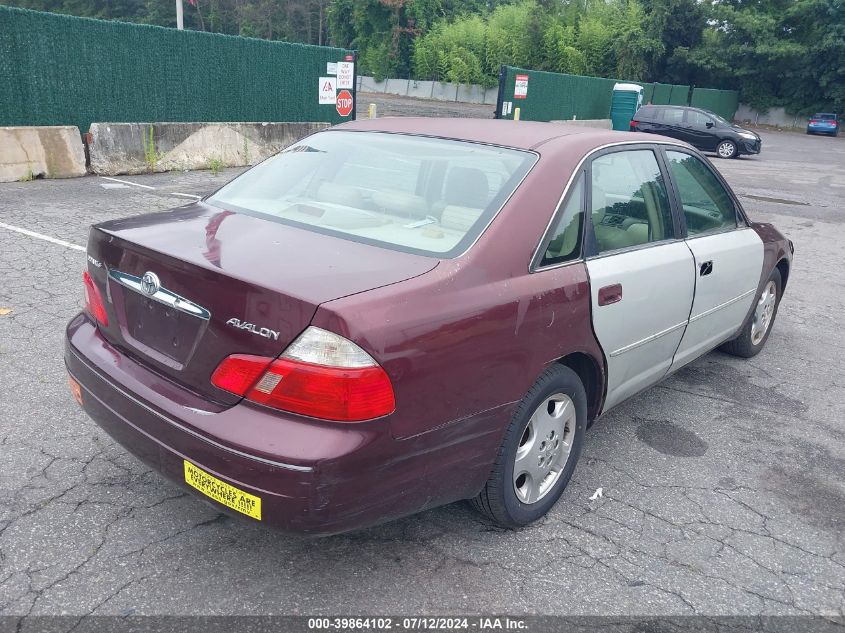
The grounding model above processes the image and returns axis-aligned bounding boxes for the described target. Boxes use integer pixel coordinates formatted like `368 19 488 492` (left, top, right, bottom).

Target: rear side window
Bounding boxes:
207 131 537 258
636 106 658 121
589 150 674 254
540 175 584 267
660 108 684 123
666 151 737 236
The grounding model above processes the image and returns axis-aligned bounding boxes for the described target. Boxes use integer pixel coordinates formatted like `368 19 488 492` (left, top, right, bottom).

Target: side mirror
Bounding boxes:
706 121 714 128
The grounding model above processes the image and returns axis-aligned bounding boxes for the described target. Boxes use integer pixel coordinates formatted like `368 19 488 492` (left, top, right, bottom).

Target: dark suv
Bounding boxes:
630 105 761 159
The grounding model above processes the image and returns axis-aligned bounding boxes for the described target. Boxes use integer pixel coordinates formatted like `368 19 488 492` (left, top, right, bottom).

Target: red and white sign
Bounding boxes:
336 89 354 117
514 74 529 99
337 61 354 89
318 77 336 105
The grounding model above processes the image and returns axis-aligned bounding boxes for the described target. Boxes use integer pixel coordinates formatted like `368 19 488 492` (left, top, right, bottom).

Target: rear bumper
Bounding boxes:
65 314 506 535
807 125 837 135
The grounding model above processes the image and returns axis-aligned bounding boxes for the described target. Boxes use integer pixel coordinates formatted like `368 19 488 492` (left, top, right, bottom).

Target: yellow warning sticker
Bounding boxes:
183 460 262 520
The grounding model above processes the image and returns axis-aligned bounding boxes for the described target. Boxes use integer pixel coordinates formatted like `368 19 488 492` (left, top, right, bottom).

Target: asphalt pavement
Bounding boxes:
0 124 843 618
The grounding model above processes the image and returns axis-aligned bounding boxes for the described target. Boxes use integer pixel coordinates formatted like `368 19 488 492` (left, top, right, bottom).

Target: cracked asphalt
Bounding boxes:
0 126 843 618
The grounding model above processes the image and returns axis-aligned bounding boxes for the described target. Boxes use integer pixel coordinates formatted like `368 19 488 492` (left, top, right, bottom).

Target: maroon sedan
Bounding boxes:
66 119 793 534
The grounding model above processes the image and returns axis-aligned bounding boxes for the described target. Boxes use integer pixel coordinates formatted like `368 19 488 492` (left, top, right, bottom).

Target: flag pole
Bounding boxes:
176 0 184 29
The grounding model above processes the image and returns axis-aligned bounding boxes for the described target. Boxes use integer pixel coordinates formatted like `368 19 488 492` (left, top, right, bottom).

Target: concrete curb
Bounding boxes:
87 122 329 176
0 126 86 183
550 119 613 130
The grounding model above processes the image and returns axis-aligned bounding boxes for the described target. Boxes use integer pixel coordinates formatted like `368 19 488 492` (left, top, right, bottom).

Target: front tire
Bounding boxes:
721 268 782 358
717 139 737 159
471 365 586 528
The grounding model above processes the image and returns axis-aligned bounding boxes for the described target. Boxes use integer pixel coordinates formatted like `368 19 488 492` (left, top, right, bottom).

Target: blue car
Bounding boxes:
807 113 839 136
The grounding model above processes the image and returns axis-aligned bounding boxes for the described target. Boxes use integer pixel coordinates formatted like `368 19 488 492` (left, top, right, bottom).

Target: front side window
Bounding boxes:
207 131 537 258
687 110 714 127
666 151 737 236
589 150 674 254
540 175 584 267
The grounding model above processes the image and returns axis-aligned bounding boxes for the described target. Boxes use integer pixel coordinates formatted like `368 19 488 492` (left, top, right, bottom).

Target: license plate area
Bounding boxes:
123 292 203 365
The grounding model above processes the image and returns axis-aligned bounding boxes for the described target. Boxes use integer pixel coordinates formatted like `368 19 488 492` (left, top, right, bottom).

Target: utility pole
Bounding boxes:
176 0 184 29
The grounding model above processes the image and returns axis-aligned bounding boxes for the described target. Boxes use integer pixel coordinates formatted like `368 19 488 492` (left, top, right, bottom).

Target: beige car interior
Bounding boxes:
313 165 490 236
591 152 672 253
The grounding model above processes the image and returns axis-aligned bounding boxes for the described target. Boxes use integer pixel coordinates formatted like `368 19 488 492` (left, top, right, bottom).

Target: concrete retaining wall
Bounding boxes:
0 126 86 183
734 104 805 128
407 80 435 99
431 82 459 102
385 78 409 97
88 122 329 176
358 76 386 93
456 83 485 104
358 76 499 105
550 119 613 130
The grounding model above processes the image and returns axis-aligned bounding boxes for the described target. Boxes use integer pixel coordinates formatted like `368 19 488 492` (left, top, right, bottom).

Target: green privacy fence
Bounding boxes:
650 83 692 106
496 66 738 122
497 67 620 121
690 88 741 121
0 6 356 133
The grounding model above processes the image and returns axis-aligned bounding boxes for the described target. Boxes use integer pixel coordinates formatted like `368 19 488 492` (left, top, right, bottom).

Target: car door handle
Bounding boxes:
700 261 714 276
598 284 623 306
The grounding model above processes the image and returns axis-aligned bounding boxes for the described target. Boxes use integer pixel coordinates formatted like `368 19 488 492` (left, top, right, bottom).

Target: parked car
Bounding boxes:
806 113 839 136
66 119 793 535
630 105 761 158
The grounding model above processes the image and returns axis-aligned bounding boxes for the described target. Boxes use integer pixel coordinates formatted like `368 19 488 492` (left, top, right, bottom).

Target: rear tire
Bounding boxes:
721 268 782 358
471 365 586 528
717 139 737 159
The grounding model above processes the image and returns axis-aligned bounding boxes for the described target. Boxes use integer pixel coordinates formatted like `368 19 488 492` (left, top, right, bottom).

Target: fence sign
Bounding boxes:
337 62 355 89
514 74 529 99
319 77 337 104
336 90 354 117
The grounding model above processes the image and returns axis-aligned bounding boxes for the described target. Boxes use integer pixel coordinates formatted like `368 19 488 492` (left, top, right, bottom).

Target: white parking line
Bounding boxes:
99 176 156 190
99 175 201 200
0 221 85 252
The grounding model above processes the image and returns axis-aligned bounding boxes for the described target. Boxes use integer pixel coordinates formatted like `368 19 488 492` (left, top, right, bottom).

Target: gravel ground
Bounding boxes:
0 121 843 620
357 92 495 119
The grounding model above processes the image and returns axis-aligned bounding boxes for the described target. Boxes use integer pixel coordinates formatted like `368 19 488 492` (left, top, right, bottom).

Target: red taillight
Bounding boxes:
211 354 273 396
809 120 819 124
211 328 396 422
630 120 639 128
247 358 395 422
83 270 108 326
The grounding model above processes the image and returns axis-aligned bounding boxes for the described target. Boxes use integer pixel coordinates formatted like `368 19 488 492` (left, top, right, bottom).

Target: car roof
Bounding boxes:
332 117 646 151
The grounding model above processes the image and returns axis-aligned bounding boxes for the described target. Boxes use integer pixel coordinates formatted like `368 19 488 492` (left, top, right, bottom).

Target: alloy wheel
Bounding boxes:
750 280 777 345
513 393 576 505
717 141 736 158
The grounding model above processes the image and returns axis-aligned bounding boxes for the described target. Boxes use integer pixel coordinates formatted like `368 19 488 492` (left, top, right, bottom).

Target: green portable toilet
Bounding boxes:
610 83 644 131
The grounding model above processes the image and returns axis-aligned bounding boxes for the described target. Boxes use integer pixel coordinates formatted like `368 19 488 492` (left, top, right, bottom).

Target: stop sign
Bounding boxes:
336 90 354 117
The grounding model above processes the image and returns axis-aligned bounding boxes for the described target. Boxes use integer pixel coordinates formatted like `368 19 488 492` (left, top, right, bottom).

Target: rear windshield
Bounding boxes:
206 131 537 258
814 113 836 120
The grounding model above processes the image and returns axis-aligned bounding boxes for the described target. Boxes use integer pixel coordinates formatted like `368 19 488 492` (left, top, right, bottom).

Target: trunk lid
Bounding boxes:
88 203 437 405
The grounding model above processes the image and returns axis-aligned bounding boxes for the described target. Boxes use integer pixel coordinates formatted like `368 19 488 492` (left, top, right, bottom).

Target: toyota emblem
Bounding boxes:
140 271 160 296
